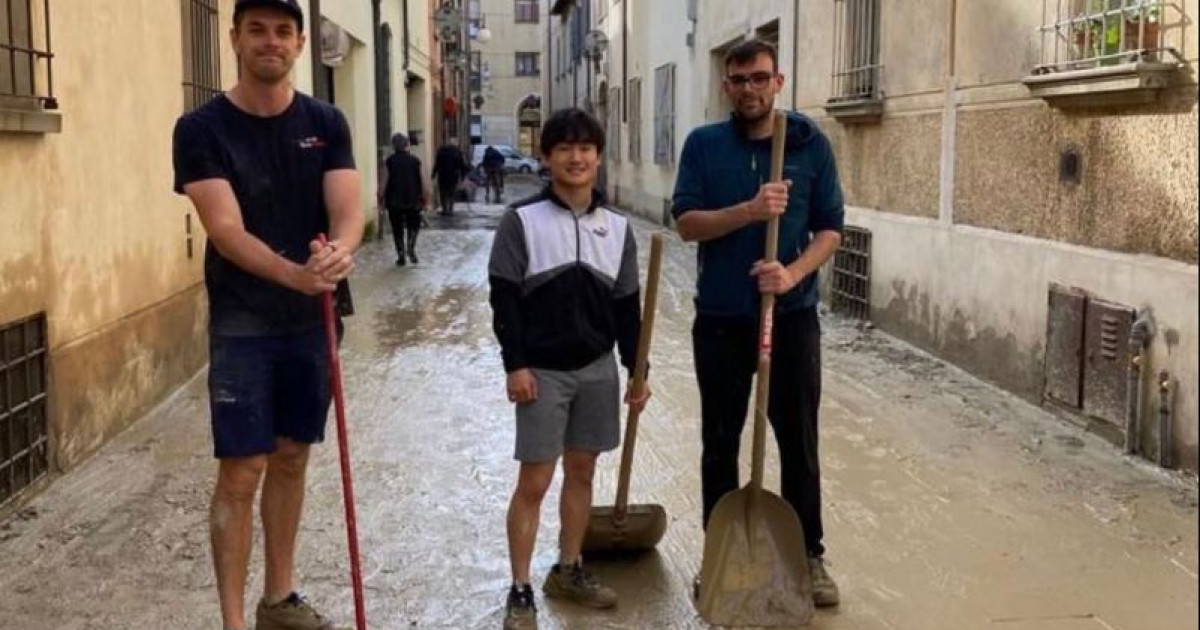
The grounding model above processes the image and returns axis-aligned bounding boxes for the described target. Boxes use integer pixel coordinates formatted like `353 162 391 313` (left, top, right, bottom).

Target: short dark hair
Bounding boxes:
725 39 778 73
540 108 606 156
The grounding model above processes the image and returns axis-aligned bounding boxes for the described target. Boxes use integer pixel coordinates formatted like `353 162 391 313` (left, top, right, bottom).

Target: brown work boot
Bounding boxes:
255 592 349 630
503 584 538 630
808 557 841 607
542 561 617 609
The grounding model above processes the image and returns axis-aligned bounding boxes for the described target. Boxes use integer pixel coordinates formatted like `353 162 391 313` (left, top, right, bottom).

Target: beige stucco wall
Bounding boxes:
0 0 239 469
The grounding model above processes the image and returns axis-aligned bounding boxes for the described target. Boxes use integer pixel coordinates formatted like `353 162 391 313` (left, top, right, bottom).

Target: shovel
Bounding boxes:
696 112 814 627
582 232 668 555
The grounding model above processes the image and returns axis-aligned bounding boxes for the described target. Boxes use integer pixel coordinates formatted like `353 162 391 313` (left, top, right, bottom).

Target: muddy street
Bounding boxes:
0 179 1196 630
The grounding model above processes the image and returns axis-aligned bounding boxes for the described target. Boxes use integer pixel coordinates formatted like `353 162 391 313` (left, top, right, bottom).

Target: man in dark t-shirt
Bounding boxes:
171 2 362 629
379 133 428 266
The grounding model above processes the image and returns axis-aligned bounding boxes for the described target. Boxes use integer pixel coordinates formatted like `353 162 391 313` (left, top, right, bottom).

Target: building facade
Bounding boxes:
546 0 1199 471
466 0 543 155
0 0 428 510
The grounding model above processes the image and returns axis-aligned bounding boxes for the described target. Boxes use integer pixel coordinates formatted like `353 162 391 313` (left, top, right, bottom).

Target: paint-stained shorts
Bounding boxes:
207 329 332 459
514 353 621 463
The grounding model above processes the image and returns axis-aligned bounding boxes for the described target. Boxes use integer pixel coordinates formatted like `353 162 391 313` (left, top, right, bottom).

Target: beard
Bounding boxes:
733 96 772 122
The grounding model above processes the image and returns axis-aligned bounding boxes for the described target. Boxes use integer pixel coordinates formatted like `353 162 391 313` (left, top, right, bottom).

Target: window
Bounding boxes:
470 51 482 92
653 63 675 165
0 0 55 111
515 52 540 77
515 0 540 24
0 314 49 508
829 0 881 102
607 86 621 163
627 77 641 164
181 0 222 113
1033 0 1182 73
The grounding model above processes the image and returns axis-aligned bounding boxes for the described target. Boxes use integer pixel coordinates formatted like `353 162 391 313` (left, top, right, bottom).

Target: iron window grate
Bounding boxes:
181 0 222 113
829 0 882 103
831 227 871 320
0 313 49 507
0 0 57 110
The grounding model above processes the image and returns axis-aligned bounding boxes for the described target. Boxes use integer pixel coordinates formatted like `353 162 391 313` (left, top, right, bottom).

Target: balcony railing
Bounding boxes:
1033 0 1187 74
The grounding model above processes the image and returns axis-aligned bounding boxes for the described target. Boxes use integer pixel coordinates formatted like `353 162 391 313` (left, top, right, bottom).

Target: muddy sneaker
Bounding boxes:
503 584 538 630
808 557 841 607
255 592 348 630
542 562 617 609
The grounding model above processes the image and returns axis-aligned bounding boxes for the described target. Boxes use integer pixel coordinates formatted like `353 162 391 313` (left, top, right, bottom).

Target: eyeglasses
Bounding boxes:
725 72 776 90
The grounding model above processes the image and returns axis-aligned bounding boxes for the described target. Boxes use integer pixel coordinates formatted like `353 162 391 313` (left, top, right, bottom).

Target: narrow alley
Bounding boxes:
0 179 1195 630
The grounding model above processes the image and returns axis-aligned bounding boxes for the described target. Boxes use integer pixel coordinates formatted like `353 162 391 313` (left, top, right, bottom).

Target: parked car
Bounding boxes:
472 144 541 174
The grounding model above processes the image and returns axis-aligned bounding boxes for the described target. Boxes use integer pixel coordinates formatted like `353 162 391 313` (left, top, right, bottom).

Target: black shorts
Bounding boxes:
207 329 332 458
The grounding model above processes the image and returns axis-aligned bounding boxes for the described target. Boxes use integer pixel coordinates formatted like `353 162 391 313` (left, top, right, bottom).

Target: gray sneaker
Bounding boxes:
503 584 538 630
542 562 618 609
808 557 841 607
255 592 349 630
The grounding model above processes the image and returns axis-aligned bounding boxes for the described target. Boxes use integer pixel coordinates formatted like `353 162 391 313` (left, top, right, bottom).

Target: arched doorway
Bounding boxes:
515 94 542 158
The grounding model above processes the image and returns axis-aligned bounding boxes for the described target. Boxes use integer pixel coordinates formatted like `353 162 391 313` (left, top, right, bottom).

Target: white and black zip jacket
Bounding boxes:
488 187 641 375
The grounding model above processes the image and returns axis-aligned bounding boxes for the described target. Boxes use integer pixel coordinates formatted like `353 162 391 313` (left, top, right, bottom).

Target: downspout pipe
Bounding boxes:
1125 309 1155 455
1158 370 1174 469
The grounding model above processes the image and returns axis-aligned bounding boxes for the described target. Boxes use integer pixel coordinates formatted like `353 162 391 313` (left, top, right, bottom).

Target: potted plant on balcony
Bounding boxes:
1071 0 1161 66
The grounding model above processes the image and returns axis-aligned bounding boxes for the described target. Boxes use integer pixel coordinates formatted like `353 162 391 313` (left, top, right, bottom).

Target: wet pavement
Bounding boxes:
1 177 1197 630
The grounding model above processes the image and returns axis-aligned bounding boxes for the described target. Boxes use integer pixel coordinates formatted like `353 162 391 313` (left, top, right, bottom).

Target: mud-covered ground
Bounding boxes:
1 177 1196 630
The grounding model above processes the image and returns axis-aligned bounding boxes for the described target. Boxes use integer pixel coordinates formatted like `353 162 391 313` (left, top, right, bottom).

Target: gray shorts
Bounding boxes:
514 353 621 462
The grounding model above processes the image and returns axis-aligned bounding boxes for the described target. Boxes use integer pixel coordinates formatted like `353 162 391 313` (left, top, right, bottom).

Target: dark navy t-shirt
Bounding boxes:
172 93 356 336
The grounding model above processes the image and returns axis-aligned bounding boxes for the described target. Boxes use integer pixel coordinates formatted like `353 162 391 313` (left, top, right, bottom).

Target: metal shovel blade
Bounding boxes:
697 486 813 627
583 503 668 554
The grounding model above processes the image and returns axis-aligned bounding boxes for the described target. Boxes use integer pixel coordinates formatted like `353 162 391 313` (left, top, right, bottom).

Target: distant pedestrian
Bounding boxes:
379 133 429 266
483 145 506 203
432 139 471 215
672 38 845 607
488 108 650 630
171 1 362 629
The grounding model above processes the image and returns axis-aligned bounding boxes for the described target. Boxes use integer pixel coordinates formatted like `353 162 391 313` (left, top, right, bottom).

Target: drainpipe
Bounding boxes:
622 0 627 121
310 0 326 101
1125 309 1155 455
1158 370 1174 469
402 0 411 71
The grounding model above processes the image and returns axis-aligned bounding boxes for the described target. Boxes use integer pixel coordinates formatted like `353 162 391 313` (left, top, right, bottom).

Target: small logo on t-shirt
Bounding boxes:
297 136 327 149
592 226 609 237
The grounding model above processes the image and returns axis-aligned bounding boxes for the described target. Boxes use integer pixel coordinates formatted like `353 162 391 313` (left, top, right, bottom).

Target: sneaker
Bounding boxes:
255 592 348 630
503 584 538 630
808 557 841 607
542 562 617 609
396 257 406 267
408 252 419 265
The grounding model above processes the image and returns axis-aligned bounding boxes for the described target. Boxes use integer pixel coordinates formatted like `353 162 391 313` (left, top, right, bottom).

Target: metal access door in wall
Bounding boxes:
0 313 49 507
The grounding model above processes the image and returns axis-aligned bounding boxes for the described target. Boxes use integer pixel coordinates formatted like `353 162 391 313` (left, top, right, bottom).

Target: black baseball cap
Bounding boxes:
234 0 305 30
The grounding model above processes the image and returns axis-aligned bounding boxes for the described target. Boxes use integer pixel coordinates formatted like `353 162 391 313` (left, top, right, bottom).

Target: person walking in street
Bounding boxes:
379 133 429 266
483 144 507 204
432 139 471 215
171 1 362 629
488 108 651 630
672 39 845 608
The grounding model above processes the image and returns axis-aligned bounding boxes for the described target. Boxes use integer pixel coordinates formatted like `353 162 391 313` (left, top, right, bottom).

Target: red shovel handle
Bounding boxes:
317 234 368 630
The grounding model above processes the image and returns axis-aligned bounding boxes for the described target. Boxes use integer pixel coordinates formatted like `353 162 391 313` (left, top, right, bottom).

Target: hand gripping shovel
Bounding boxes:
582 233 668 555
318 235 368 630
696 112 814 627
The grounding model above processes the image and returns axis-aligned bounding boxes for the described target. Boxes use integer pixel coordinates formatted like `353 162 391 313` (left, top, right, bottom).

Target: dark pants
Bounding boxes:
485 167 504 203
387 205 421 259
693 307 825 557
437 182 457 215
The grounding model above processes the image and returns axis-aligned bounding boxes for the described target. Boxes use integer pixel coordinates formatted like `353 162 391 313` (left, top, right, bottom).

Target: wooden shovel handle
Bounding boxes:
750 111 788 491
614 232 665 516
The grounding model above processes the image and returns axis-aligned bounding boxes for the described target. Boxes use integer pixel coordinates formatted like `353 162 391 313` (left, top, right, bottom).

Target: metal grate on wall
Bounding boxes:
181 0 222 113
831 226 872 320
0 313 49 507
